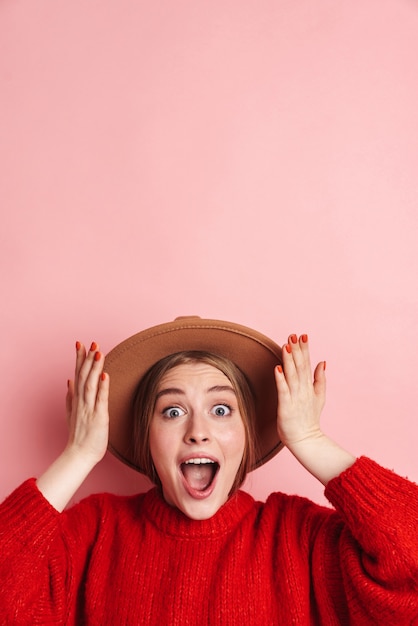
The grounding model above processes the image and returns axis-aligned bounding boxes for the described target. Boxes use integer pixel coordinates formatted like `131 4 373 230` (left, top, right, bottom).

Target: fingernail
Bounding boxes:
76 341 81 351
301 334 308 343
323 361 327 371
94 351 101 362
285 344 292 354
90 342 97 352
67 379 70 388
277 365 283 374
290 334 297 344
101 372 106 381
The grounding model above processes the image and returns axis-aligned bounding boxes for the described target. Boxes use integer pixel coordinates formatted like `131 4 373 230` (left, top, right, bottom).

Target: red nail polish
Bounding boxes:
90 342 97 352
277 365 283 374
290 334 297 344
101 372 106 381
67 379 70 388
94 351 101 362
301 334 308 343
76 341 81 351
323 361 326 371
285 344 292 354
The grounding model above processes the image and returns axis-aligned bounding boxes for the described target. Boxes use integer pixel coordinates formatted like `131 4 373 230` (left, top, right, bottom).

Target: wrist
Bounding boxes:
285 433 356 486
280 427 325 453
36 446 101 512
63 442 104 472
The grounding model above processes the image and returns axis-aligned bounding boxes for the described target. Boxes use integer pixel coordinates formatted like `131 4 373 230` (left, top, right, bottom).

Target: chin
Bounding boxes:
167 488 230 520
178 498 224 520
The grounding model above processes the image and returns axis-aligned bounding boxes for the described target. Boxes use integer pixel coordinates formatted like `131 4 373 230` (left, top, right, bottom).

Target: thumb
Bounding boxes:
66 379 74 425
313 361 326 400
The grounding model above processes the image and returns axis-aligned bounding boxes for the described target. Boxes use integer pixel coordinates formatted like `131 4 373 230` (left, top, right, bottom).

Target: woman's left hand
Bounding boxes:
274 334 356 485
274 334 326 450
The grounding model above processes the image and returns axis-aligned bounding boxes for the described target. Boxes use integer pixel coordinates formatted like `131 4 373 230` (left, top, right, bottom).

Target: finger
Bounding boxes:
96 371 110 412
73 341 87 405
66 379 73 423
281 341 298 385
288 333 304 369
274 364 292 422
313 360 327 399
74 341 87 383
82 349 105 406
76 342 99 397
295 333 313 382
274 363 289 393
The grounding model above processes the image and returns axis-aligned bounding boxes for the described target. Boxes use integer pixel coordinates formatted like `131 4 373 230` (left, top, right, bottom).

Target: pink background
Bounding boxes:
1 0 417 506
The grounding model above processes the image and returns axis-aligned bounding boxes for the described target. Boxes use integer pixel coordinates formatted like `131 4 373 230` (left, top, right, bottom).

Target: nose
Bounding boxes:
183 413 210 444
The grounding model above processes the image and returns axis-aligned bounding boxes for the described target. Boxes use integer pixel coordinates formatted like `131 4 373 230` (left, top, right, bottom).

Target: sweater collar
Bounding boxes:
140 487 256 538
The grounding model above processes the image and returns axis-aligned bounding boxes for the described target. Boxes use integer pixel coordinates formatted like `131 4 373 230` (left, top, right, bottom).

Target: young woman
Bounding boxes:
0 317 417 625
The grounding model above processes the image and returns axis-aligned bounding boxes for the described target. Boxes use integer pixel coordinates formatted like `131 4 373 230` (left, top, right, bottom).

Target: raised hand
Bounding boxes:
36 341 110 511
274 334 326 449
274 334 355 485
66 341 110 466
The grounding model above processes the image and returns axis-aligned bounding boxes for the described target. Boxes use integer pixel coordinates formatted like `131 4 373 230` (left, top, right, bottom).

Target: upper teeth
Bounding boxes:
184 458 215 464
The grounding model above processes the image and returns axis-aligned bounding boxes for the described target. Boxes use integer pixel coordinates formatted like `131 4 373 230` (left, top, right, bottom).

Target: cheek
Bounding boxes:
149 421 181 473
220 422 246 459
149 427 170 482
148 422 167 461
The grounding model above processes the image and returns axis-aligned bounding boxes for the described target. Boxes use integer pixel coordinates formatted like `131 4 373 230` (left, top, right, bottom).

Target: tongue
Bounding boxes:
182 463 214 491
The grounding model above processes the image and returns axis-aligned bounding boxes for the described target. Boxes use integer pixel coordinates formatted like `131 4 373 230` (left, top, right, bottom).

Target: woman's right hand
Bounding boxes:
66 342 110 467
36 342 110 511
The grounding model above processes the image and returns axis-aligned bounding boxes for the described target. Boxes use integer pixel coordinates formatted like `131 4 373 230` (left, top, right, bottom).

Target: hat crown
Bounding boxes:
174 315 201 321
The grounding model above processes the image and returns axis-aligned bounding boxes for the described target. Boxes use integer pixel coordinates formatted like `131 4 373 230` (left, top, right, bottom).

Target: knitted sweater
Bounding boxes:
0 457 417 625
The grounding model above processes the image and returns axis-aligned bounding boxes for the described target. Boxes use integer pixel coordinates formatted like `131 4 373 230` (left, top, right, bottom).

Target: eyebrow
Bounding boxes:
155 385 236 400
155 388 184 400
207 385 236 395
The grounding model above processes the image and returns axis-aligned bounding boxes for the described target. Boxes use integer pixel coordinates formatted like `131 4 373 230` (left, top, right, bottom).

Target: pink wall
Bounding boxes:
1 0 417 506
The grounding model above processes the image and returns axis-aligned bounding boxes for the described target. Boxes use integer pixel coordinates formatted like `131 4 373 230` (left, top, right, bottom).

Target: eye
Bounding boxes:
212 404 232 417
163 407 186 419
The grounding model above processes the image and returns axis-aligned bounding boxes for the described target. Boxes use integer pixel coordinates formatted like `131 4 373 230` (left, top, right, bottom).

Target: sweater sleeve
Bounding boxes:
0 479 71 625
0 479 69 625
317 457 418 624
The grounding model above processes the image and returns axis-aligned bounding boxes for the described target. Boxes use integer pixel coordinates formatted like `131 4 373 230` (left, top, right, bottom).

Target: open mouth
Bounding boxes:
180 458 220 493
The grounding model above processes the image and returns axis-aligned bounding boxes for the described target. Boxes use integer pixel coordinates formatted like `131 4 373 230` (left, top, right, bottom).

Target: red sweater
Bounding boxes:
0 457 417 625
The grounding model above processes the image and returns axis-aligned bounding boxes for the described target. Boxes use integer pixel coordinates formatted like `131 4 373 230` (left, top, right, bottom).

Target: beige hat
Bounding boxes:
105 316 283 472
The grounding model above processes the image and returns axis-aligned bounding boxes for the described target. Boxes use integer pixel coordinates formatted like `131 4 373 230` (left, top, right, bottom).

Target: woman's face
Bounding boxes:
149 361 246 520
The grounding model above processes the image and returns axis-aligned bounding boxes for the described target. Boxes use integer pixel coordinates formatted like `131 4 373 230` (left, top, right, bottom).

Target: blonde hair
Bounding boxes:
132 351 257 494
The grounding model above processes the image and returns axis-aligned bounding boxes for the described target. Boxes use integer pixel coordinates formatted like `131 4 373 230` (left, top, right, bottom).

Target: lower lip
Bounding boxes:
179 466 219 500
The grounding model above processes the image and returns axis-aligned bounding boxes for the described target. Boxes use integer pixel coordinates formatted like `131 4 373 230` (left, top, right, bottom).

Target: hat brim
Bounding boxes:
104 316 283 472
